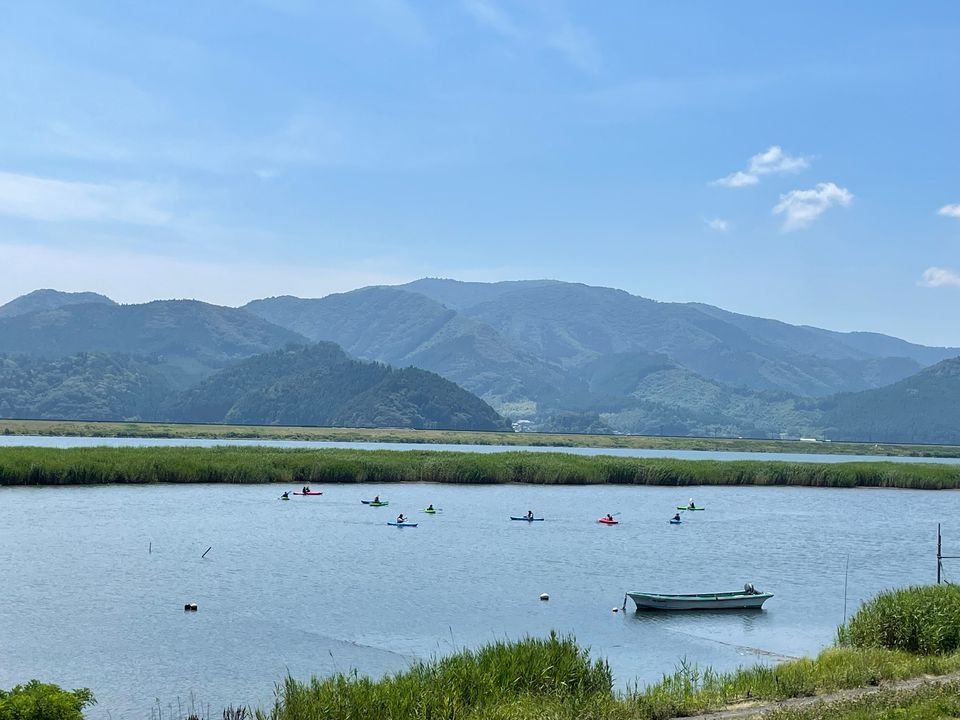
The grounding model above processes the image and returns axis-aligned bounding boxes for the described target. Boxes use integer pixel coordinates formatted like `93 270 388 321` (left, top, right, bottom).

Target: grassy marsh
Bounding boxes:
2 445 960 488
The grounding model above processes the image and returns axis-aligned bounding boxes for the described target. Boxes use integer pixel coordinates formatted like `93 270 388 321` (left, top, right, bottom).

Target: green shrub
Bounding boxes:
0 681 94 720
840 584 960 653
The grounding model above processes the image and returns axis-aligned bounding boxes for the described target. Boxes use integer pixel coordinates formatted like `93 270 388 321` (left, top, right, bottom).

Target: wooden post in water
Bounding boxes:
939 523 943 585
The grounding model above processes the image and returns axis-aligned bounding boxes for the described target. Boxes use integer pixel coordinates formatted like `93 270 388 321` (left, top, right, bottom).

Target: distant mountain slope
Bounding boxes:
819 357 960 443
0 289 116 319
0 300 306 388
244 288 576 413
399 278 563 311
0 353 170 421
167 343 508 430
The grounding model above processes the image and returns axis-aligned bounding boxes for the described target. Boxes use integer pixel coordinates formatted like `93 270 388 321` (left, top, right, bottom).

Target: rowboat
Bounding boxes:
625 585 772 611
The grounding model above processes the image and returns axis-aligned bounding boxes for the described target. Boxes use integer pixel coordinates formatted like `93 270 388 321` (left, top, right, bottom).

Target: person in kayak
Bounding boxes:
688 499 696 509
526 510 534 520
302 486 310 494
397 513 407 524
672 512 682 522
605 513 614 521
280 491 289 499
426 504 434 511
373 495 380 503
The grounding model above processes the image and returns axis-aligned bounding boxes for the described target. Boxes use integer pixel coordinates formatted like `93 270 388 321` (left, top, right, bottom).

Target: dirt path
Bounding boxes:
672 670 960 719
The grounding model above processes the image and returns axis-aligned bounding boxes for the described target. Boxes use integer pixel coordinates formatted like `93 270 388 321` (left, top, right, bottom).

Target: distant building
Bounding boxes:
512 420 533 433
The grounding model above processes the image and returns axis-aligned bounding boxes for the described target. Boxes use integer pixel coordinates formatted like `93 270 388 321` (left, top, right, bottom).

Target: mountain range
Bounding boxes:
1 282 958 442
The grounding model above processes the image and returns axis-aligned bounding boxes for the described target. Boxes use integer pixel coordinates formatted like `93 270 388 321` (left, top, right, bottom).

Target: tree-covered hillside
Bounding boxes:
168 343 509 430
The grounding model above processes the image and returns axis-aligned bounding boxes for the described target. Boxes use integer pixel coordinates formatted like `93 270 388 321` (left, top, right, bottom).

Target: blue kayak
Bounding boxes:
669 519 682 524
387 522 418 527
510 516 544 521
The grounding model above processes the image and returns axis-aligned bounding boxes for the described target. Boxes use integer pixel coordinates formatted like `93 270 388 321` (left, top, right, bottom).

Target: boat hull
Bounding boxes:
627 591 772 611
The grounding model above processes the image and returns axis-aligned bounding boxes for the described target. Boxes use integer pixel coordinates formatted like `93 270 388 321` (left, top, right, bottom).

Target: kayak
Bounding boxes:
598 518 619 525
293 491 323 496
677 507 705 511
510 516 544 521
387 522 418 527
421 509 438 513
280 497 290 501
368 501 389 507
669 519 682 524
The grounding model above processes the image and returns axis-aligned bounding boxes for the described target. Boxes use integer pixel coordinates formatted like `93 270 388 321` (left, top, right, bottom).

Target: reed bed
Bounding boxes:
1 446 960 489
838 584 960 653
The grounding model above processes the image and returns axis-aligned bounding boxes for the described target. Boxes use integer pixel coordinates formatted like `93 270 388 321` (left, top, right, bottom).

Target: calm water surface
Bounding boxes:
0 482 957 719
2 434 959 463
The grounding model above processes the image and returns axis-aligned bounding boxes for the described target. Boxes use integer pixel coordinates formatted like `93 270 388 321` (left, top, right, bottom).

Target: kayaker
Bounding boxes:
302 486 310 494
373 495 380 503
688 498 696 509
426 504 434 511
280 491 289 499
526 510 534 520
672 512 681 522
397 513 407 524
605 513 614 521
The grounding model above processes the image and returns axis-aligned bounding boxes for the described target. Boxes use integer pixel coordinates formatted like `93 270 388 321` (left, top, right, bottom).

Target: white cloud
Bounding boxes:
711 171 759 188
0 172 171 225
711 145 809 188
772 182 853 231
919 267 960 288
938 204 960 219
705 218 729 232
748 145 810 176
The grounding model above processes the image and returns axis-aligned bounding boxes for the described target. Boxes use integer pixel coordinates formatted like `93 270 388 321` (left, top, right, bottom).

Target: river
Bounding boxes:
2 434 960 464
0 480 955 719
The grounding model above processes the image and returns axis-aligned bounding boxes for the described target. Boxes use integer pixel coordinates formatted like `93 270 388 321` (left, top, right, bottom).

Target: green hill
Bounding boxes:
819 357 960 443
167 343 509 431
0 353 169 421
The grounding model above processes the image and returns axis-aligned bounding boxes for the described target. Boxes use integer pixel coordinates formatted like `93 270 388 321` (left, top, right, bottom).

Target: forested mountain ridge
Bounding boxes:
0 289 116 319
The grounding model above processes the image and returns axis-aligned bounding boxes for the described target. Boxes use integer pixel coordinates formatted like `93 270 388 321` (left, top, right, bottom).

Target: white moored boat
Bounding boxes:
625 583 772 611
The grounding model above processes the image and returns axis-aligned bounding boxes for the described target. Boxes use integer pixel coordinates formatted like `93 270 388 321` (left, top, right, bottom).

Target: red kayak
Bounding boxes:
598 517 619 525
293 491 323 496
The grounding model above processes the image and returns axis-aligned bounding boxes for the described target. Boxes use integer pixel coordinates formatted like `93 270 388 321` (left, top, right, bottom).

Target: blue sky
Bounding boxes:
1 1 959 344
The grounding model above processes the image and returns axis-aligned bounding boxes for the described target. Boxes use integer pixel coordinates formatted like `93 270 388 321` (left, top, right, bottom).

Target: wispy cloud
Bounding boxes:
0 172 172 225
919 267 960 288
938 204 960 219
461 0 599 73
772 182 852 231
705 218 729 232
463 0 520 38
712 145 810 188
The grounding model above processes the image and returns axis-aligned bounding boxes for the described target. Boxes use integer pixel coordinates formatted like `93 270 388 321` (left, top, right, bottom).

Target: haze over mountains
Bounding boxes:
1 281 958 442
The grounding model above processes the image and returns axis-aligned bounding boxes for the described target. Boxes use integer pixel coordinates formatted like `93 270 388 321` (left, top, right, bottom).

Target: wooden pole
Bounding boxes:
938 523 942 585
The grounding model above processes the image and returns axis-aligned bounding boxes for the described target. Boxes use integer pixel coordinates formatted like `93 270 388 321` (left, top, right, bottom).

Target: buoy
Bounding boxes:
539 593 549 601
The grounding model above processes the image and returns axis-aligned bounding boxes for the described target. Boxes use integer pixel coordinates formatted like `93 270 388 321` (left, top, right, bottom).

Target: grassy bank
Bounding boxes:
3 446 960 488
4 418 960 458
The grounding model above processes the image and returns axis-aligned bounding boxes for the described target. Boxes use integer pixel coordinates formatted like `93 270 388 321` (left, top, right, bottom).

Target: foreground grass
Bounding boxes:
254 640 960 720
3 418 960 458
3 446 960 488
766 680 960 720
